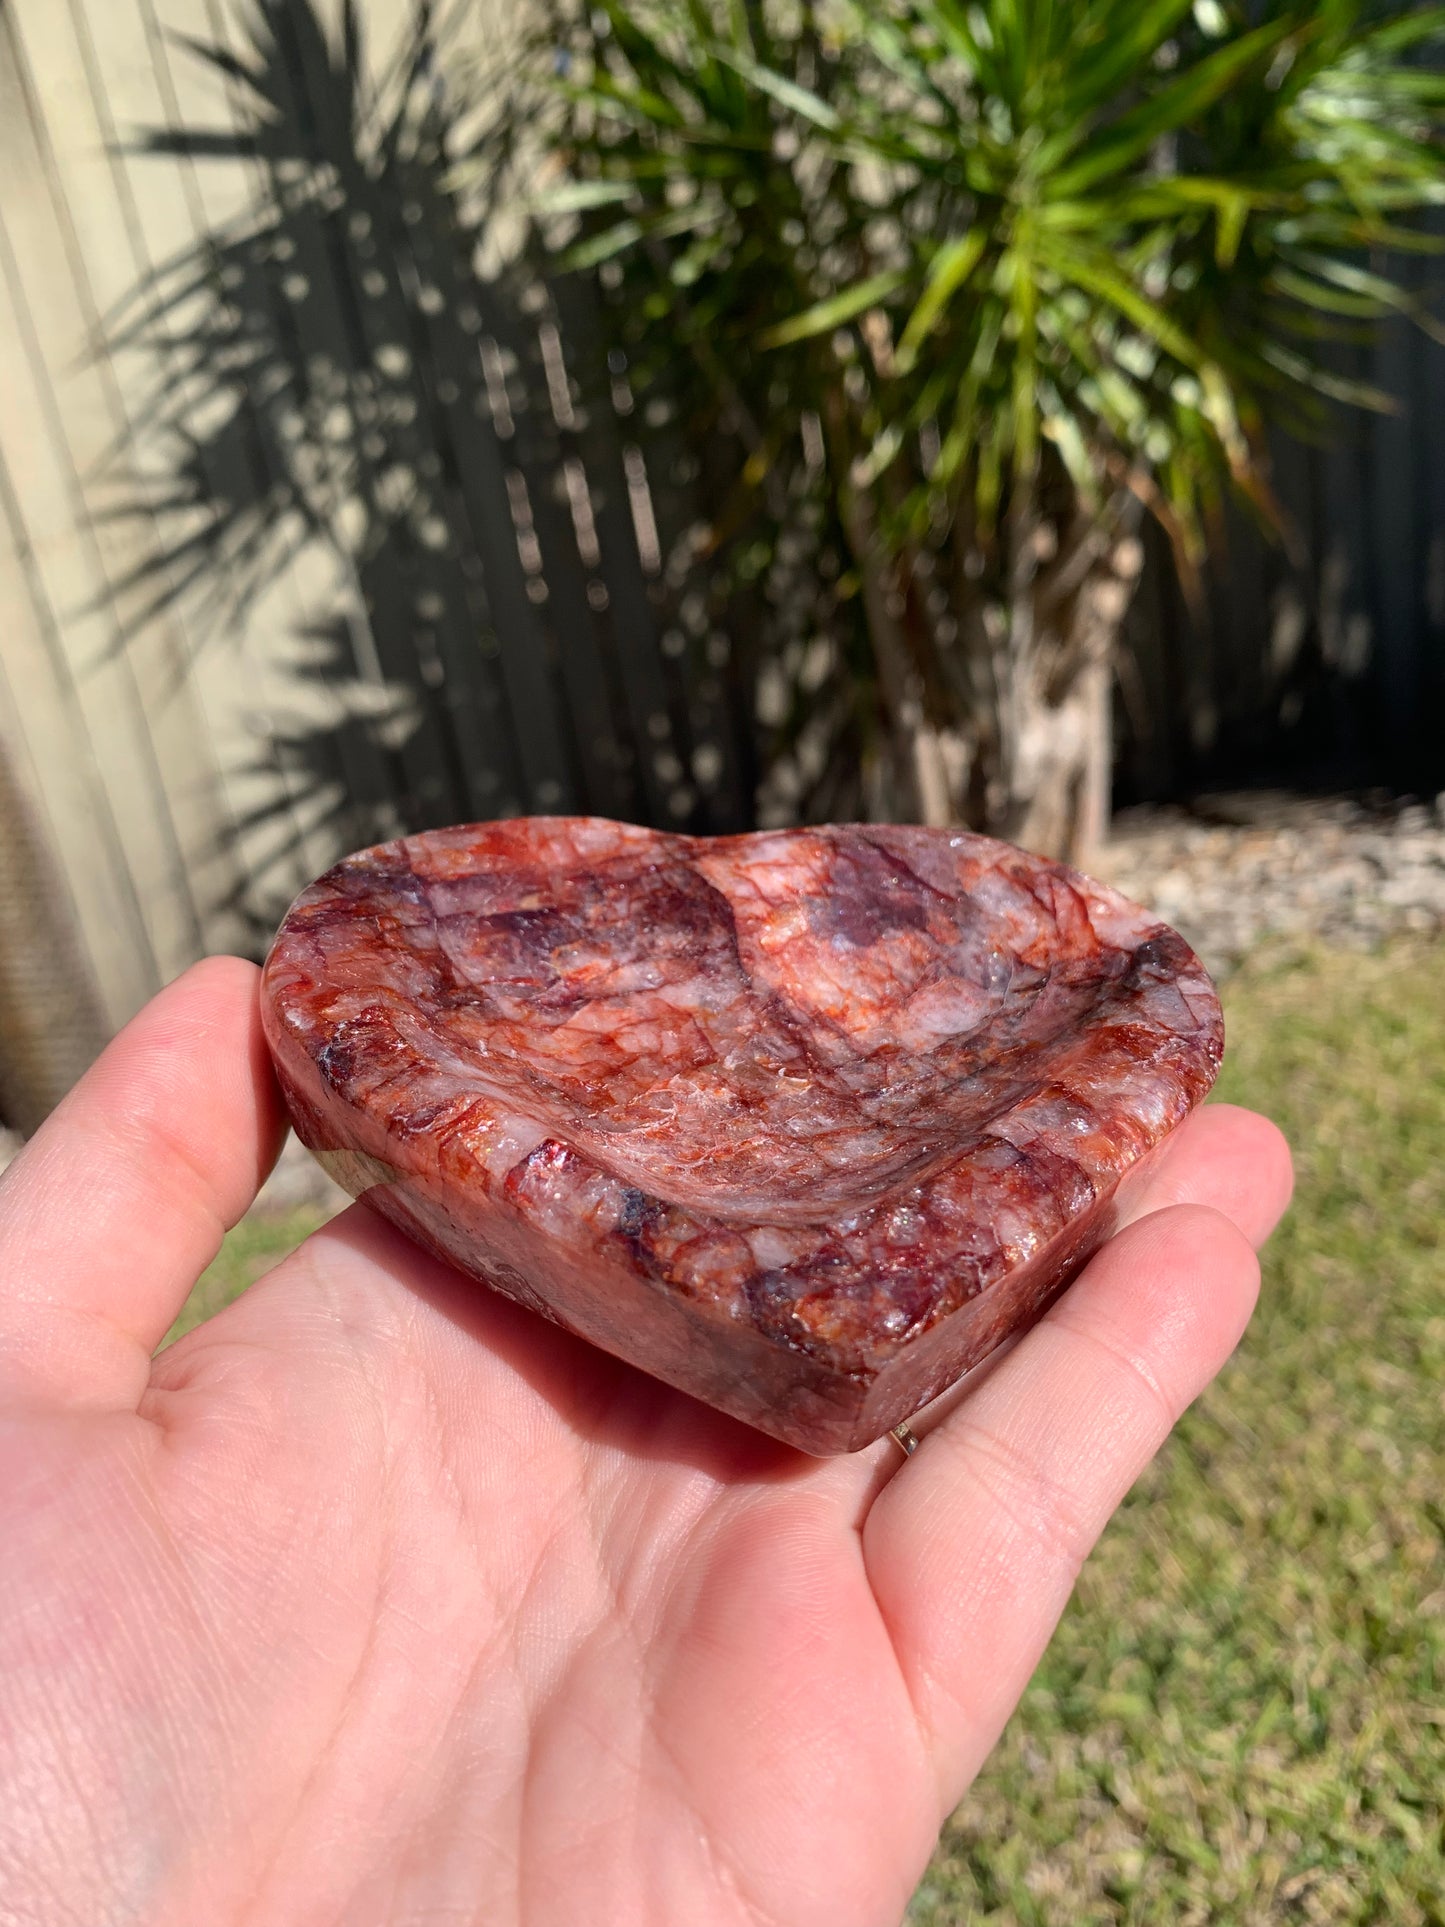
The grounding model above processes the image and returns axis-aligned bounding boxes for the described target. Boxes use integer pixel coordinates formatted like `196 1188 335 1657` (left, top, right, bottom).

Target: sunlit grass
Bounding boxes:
913 939 1445 1925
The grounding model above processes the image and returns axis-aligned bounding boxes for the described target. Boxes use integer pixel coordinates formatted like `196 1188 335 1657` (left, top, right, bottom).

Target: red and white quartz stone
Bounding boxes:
261 818 1223 1453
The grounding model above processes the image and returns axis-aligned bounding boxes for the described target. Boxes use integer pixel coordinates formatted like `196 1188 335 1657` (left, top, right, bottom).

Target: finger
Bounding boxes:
1117 1102 1293 1249
863 1202 1259 1813
0 957 285 1408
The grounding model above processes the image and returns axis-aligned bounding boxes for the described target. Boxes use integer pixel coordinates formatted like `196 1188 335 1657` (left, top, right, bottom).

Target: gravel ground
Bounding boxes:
1098 790 1445 979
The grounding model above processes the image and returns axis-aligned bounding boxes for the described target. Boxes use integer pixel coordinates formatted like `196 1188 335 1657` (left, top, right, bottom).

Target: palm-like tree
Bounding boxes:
534 0 1445 857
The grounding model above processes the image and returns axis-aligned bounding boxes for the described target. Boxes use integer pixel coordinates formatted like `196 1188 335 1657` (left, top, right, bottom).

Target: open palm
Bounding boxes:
0 959 1291 1927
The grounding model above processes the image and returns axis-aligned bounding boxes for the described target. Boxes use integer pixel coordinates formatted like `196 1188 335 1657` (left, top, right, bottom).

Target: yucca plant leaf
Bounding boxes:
1104 178 1293 222
1259 340 1399 412
1049 19 1293 196
594 0 696 93
710 46 843 129
896 230 988 371
532 178 639 212
1059 0 1197 121
558 215 645 269
989 0 1030 106
1269 265 1398 319
1293 250 1445 345
909 0 998 86
1041 403 1101 507
758 269 907 347
931 297 1004 481
1040 237 1209 372
1358 5 1445 58
667 0 749 116
1214 189 1250 269
848 5 957 113
568 68 690 129
1007 229 1041 479
975 415 1004 533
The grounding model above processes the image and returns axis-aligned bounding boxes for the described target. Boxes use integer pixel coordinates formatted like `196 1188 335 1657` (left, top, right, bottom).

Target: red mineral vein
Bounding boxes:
261 818 1223 1453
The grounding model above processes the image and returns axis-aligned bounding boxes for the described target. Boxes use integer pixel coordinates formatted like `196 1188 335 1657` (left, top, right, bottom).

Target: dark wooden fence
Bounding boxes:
1120 287 1445 811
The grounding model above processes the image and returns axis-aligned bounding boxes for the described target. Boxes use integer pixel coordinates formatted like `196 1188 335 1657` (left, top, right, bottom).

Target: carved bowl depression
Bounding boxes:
261 818 1223 1454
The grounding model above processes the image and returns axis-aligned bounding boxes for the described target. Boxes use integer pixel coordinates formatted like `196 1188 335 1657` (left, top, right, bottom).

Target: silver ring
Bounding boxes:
890 1422 920 1458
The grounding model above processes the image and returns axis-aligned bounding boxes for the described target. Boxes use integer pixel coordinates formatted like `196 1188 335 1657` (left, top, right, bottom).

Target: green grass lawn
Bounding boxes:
174 940 1445 1923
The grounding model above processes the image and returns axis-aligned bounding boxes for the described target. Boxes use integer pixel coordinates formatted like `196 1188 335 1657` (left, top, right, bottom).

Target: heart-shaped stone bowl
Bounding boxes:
261 819 1222 1454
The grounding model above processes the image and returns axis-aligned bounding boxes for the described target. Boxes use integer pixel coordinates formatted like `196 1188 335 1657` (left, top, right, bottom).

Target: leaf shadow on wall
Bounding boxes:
95 0 751 944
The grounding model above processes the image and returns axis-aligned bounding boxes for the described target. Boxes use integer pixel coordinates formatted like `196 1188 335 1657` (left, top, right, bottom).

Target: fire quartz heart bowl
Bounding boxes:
260 818 1223 1455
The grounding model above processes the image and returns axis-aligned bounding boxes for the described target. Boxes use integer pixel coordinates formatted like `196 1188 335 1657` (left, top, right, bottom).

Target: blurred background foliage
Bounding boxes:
525 0 1445 858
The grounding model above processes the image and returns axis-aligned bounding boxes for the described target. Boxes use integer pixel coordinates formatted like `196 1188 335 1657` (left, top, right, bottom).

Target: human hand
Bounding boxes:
0 959 1291 1927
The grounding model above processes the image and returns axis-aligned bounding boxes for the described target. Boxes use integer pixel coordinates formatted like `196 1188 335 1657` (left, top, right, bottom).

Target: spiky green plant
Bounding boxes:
531 0 1445 855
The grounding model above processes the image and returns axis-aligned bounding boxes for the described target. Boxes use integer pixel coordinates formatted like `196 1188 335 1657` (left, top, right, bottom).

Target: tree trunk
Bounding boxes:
996 655 1112 869
831 434 1137 861
950 528 1142 867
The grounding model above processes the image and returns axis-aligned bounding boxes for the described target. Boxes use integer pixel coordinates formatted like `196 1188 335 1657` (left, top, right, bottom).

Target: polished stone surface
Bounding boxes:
261 819 1223 1453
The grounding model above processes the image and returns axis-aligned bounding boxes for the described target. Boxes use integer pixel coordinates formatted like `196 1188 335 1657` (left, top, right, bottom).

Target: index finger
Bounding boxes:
0 957 285 1409
861 1102 1291 1813
865 1204 1262 1815
1116 1100 1294 1249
